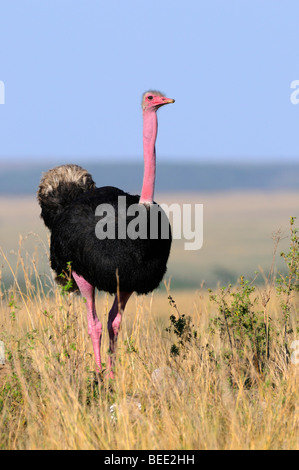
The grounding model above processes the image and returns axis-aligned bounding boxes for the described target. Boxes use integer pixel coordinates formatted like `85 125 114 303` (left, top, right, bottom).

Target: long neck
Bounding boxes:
139 110 158 204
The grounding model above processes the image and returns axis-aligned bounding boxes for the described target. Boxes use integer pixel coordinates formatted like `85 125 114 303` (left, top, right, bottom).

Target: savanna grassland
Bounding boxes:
0 192 298 450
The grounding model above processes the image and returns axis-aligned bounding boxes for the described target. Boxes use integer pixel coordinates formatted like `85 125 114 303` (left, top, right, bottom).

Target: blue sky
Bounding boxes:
0 0 299 163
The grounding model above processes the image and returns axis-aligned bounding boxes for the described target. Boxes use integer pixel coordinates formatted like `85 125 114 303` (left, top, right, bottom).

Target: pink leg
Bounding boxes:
107 292 132 378
72 271 102 373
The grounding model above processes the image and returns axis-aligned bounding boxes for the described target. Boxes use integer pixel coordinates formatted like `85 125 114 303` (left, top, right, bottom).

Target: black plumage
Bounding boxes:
39 178 171 295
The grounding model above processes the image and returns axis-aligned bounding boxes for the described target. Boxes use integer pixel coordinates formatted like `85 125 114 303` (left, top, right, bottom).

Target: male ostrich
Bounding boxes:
38 91 175 377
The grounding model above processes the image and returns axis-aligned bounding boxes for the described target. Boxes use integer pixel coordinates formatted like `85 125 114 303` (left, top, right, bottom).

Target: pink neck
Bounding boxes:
139 110 158 204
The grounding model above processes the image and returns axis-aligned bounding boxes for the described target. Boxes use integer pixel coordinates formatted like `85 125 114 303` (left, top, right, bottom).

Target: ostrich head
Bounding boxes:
142 90 175 112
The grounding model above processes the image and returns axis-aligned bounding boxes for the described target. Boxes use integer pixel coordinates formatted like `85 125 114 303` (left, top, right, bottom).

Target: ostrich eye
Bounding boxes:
147 95 153 100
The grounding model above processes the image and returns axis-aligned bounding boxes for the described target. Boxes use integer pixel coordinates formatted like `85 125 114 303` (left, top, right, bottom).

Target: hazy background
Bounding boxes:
0 1 299 290
1 0 299 162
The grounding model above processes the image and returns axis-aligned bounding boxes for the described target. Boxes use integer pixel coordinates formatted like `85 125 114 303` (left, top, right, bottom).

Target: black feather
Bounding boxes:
50 186 172 294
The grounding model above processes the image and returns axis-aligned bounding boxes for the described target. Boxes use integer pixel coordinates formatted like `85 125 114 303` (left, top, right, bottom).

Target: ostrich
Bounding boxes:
38 91 175 377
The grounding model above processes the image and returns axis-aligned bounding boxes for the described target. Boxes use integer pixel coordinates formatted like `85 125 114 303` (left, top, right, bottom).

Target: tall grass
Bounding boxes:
0 231 298 450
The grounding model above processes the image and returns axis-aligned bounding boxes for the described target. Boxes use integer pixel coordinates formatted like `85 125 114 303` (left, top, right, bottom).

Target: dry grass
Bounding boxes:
0 238 298 450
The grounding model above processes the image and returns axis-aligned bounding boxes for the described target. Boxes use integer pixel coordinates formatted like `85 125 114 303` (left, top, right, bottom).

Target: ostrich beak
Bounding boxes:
157 97 175 109
162 97 175 105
